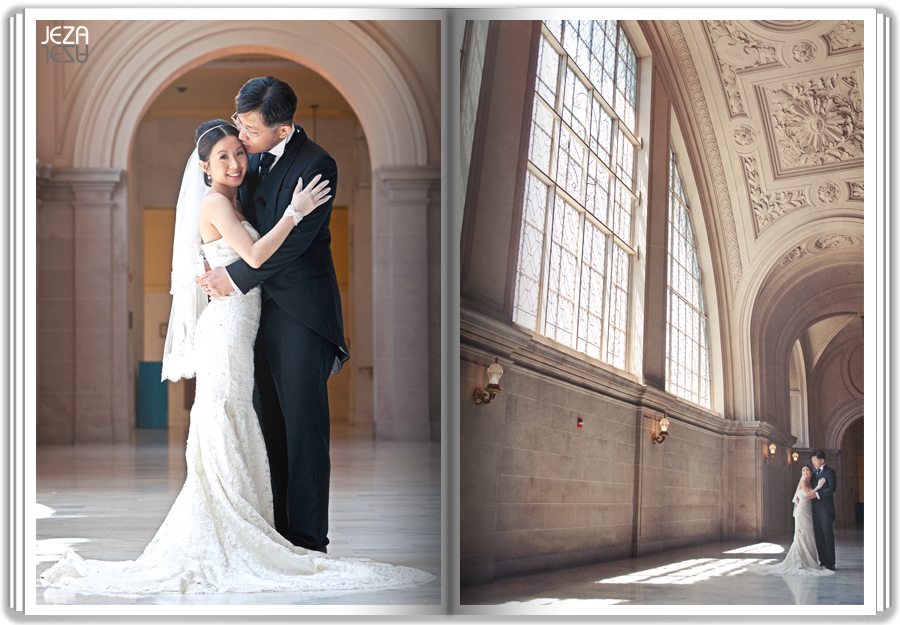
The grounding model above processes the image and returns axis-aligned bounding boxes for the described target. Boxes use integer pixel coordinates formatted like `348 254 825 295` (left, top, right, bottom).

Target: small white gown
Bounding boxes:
749 480 835 577
41 222 434 594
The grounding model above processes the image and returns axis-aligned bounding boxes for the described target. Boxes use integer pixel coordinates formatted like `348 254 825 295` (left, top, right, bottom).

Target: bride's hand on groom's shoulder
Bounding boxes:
291 174 332 218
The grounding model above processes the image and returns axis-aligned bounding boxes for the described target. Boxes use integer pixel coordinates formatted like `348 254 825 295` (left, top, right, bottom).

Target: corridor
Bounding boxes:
460 530 864 609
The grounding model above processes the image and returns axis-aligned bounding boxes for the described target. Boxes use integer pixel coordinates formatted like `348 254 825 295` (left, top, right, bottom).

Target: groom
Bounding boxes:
806 449 837 570
199 76 349 553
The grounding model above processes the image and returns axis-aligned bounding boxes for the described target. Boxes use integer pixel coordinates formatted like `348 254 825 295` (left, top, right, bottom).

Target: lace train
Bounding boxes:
41 223 434 594
748 485 835 577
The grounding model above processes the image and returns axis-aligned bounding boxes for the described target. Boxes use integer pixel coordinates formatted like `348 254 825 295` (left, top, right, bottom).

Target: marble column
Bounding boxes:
373 165 441 441
37 166 130 444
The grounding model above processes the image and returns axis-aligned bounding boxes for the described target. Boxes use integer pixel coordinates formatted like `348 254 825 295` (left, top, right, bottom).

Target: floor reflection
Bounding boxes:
461 529 864 607
36 437 441 607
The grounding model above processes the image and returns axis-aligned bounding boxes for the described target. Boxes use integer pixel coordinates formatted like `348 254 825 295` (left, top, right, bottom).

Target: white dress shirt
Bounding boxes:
226 128 297 294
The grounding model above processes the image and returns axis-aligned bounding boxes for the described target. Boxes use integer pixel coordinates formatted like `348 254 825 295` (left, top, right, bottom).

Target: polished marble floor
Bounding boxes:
35 430 441 606
461 529 864 607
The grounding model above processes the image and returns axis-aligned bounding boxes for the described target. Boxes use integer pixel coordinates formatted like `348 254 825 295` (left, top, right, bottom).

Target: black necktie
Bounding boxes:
258 152 275 181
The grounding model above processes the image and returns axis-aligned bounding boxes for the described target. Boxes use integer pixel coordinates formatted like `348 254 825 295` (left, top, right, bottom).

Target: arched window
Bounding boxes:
666 149 711 408
513 20 640 370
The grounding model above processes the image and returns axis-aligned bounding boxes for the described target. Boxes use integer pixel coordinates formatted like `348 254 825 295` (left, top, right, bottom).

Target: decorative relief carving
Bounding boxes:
821 20 864 56
813 234 860 250
791 41 817 63
753 21 816 33
847 180 864 201
779 234 861 268
668 21 742 290
703 20 781 118
733 125 756 146
759 70 864 178
780 245 809 266
742 155 810 233
817 182 840 203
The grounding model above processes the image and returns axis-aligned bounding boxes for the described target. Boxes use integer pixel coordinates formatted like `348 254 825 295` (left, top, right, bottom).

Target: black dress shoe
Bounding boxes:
826 565 835 571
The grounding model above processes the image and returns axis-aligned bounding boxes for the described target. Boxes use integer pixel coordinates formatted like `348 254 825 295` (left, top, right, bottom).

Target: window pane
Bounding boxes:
665 149 711 408
589 96 612 165
512 20 641 372
545 20 562 44
536 34 560 105
556 124 584 199
615 129 635 188
615 29 638 132
561 67 590 141
514 172 550 330
576 222 607 359
606 244 629 369
544 196 580 348
609 183 633 244
529 97 555 175
584 154 610 222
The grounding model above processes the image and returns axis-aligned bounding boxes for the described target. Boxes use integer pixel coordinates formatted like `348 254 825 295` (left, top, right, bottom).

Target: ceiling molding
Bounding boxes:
666 20 743 291
754 67 864 182
701 20 783 120
820 20 865 57
752 21 818 34
741 153 811 236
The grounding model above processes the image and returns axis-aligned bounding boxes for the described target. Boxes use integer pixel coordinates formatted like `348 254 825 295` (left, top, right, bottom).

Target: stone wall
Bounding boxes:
460 324 795 586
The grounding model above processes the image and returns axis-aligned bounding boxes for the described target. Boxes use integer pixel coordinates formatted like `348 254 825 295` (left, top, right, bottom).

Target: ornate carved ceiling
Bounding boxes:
672 20 864 288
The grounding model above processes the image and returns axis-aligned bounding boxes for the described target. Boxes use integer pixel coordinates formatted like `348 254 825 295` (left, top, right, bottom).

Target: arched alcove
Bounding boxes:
748 243 863 433
36 20 440 443
64 22 435 170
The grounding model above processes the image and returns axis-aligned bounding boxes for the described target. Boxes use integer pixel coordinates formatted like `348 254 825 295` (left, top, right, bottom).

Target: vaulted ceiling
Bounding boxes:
645 20 865 424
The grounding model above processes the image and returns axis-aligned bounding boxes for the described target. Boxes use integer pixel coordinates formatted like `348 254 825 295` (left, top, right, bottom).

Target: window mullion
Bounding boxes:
598 227 614 362
535 50 565 334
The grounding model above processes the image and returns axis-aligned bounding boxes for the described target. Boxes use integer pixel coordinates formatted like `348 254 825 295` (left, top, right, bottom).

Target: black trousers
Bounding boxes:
812 502 836 568
254 298 333 553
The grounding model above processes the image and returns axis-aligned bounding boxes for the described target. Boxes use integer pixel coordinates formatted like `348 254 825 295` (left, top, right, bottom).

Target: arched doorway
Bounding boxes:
836 418 864 529
36 20 440 444
135 54 371 439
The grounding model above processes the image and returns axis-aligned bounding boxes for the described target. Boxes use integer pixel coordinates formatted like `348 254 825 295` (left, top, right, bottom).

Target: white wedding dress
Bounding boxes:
749 481 835 577
41 222 434 594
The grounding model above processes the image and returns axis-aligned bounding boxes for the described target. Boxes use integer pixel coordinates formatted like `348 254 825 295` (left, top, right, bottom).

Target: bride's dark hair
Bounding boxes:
195 120 241 187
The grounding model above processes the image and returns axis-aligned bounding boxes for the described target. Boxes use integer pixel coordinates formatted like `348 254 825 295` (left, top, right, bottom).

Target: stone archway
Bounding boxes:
37 20 440 443
834 417 864 529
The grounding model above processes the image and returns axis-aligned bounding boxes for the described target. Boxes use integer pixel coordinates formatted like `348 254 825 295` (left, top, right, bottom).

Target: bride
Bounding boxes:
40 120 434 595
749 464 835 577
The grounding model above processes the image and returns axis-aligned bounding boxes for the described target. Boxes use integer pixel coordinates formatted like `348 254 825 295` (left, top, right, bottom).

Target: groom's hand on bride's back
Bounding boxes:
196 267 235 299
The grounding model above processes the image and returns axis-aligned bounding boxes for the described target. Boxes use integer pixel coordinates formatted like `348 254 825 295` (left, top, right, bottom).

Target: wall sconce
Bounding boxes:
473 358 504 405
651 416 669 444
790 451 799 466
765 442 776 462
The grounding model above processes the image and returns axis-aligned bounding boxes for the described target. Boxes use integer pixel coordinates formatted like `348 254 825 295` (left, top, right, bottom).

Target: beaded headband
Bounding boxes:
195 123 234 147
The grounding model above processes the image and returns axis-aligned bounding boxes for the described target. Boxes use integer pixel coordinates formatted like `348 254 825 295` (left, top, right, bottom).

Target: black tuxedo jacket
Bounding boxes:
228 125 348 369
812 465 837 520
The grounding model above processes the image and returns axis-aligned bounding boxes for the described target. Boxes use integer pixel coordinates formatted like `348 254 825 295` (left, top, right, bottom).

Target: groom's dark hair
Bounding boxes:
235 76 297 128
811 449 826 461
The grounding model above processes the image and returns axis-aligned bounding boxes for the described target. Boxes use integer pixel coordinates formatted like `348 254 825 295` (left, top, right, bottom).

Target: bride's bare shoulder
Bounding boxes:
200 192 238 221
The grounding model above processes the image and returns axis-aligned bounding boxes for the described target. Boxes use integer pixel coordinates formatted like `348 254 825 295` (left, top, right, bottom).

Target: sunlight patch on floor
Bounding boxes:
503 597 628 606
723 542 785 555
36 538 90 564
597 557 776 585
35 503 55 519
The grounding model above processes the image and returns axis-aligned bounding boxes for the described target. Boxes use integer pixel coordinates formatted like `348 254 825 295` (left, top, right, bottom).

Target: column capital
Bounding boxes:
376 164 441 184
376 165 440 203
37 165 125 204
